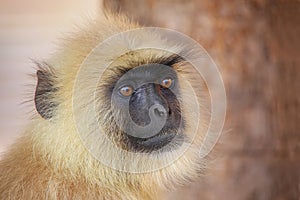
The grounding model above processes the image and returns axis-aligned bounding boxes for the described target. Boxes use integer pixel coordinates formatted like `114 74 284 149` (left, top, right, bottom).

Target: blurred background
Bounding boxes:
0 0 299 199
0 0 99 152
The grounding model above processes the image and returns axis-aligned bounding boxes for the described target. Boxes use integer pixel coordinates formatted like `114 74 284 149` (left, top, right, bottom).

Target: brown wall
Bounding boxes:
104 0 300 199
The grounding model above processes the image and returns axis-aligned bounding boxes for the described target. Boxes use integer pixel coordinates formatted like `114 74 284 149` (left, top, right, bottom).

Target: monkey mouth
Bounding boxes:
125 128 184 153
141 133 175 147
134 132 175 149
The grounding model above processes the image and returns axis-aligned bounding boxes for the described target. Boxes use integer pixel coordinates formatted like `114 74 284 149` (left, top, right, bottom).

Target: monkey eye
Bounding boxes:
161 78 173 88
119 86 134 97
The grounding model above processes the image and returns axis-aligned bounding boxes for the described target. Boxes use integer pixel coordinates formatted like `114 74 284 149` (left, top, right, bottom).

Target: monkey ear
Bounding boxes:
34 66 58 119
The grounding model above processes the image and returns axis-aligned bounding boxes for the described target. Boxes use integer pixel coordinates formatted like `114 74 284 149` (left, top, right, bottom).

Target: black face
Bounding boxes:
110 64 183 153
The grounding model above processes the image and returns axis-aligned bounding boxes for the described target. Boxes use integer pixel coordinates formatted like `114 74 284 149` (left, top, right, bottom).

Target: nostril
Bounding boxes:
153 105 167 117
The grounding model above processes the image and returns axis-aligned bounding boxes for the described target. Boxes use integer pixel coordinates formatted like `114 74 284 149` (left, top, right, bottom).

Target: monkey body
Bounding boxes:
0 12 211 200
0 126 158 199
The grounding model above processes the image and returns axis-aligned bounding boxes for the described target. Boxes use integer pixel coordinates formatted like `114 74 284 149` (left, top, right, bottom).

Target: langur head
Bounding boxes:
34 19 225 191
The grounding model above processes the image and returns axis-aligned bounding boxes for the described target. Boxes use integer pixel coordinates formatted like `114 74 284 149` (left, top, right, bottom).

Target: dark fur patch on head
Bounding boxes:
126 54 185 70
155 54 185 66
34 62 58 119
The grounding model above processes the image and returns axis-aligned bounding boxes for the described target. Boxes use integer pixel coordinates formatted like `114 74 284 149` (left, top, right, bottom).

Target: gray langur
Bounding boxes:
0 12 213 200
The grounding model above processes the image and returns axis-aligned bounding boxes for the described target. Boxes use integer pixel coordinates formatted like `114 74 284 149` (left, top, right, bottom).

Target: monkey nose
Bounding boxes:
151 104 168 118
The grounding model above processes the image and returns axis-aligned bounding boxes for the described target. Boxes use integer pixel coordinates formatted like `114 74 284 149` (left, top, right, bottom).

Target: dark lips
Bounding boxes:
138 132 176 149
125 129 183 153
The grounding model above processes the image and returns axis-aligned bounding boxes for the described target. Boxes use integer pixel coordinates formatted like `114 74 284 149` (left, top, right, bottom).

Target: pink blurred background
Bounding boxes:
0 0 99 153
